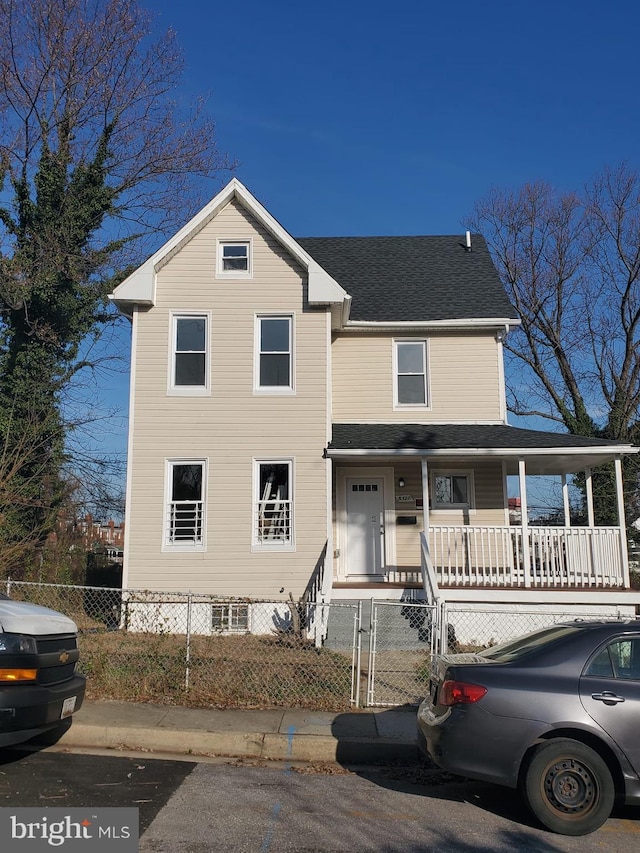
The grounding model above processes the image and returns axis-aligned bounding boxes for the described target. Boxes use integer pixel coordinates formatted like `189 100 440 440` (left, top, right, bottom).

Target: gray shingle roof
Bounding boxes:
329 423 623 452
297 235 517 322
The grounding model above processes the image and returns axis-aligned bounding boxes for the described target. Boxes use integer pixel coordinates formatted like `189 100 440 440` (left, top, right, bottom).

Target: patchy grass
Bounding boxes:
78 630 354 711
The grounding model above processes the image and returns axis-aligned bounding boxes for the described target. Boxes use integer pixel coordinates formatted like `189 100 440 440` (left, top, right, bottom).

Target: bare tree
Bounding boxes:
469 167 640 444
469 165 640 523
0 0 232 564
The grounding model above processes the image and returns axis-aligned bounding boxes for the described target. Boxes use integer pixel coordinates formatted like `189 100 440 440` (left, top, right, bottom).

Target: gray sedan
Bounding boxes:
417 620 640 835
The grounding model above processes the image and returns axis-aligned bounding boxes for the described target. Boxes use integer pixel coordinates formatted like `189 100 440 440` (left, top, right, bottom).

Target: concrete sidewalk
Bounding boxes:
55 700 420 765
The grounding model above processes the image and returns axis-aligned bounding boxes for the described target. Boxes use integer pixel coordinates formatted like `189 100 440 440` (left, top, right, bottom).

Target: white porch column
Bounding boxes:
421 458 430 539
562 474 571 527
518 458 531 588
322 452 334 600
585 467 595 527
615 456 630 588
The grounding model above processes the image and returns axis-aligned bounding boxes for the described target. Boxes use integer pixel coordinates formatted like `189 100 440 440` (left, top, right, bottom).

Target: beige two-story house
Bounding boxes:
111 179 638 624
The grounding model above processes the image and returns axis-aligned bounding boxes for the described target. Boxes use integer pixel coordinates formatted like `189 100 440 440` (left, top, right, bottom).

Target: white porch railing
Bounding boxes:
429 525 624 588
388 525 625 589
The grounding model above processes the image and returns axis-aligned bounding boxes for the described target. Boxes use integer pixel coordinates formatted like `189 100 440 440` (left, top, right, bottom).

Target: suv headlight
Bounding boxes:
0 633 38 654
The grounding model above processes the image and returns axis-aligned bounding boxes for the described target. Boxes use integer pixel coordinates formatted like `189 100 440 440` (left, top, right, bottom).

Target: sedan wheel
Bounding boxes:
522 739 615 836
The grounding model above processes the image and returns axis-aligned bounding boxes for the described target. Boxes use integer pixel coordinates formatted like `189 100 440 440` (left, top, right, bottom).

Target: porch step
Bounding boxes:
326 598 434 652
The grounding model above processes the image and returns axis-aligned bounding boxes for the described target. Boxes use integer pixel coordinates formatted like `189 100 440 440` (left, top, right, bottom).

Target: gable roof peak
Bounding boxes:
110 178 348 313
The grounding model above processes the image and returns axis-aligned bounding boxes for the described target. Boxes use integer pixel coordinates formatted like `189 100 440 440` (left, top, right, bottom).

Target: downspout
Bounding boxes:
496 325 508 423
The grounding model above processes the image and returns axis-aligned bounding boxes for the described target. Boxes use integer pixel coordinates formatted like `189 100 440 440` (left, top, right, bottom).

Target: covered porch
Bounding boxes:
326 423 638 594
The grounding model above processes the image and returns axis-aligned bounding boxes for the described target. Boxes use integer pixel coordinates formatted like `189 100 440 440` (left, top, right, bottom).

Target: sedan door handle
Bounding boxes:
591 691 625 705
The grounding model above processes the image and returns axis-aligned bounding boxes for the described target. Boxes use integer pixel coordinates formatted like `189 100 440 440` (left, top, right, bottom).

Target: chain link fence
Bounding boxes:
442 602 639 652
5 580 356 711
366 601 436 707
5 580 638 709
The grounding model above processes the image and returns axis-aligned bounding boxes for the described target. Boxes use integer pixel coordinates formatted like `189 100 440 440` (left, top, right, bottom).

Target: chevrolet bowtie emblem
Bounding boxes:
59 651 70 664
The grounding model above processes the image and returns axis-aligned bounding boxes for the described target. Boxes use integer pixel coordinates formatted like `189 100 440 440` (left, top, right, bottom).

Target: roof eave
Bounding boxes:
108 259 155 308
343 318 521 331
327 445 637 458
109 178 350 311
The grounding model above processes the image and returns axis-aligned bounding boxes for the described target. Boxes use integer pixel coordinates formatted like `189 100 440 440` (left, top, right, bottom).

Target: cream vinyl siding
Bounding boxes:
126 199 329 597
332 331 502 422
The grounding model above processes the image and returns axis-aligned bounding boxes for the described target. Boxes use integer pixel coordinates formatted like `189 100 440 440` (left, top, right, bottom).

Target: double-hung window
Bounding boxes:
170 314 209 393
217 240 251 277
165 461 206 548
394 339 428 407
254 460 293 548
256 315 293 391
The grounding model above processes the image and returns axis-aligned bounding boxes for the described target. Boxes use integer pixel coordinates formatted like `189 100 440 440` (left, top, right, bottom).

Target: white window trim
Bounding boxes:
216 238 253 279
168 311 211 396
430 469 476 513
252 458 295 552
254 314 295 394
393 338 431 409
163 458 207 551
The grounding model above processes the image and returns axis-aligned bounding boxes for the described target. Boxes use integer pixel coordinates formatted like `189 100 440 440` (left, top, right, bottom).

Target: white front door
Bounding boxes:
345 478 385 576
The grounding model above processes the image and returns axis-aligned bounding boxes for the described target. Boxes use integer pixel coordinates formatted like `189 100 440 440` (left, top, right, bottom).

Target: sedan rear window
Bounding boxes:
586 639 640 680
479 625 582 662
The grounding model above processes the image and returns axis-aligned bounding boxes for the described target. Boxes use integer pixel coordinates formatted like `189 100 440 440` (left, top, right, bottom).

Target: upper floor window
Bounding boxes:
432 471 474 510
217 240 251 277
170 314 209 393
394 340 428 407
165 460 206 549
255 315 293 392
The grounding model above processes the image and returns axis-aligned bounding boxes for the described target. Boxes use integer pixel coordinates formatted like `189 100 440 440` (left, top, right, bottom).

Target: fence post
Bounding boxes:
6 577 11 597
352 601 363 708
185 592 192 691
439 601 448 653
366 599 376 707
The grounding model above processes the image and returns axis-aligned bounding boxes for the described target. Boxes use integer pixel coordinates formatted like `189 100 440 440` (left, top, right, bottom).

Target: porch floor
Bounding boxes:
333 581 634 591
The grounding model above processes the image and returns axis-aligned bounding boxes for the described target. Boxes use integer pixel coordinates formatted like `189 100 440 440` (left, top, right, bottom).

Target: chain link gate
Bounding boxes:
366 600 438 707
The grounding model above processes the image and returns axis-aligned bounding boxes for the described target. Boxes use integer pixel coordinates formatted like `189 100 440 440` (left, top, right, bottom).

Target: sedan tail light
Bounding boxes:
440 679 487 706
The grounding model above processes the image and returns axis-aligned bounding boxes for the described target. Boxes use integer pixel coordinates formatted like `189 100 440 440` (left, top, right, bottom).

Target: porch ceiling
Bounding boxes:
327 423 638 475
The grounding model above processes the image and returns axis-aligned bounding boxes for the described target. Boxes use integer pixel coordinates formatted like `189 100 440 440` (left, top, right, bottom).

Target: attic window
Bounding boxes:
217 240 251 277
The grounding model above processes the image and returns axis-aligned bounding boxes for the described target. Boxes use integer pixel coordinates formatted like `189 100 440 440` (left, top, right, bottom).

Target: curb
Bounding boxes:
59 723 419 765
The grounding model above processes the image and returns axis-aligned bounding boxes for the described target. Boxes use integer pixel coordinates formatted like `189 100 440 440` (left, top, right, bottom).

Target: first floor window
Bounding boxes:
257 315 293 390
432 472 472 509
395 339 428 406
166 461 205 545
255 460 292 546
172 314 208 390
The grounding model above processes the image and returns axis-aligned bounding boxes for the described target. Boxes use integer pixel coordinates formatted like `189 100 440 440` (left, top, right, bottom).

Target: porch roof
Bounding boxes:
326 423 638 475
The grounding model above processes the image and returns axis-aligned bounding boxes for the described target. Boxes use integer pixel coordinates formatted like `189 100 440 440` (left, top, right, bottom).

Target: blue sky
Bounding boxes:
147 0 640 236
93 0 640 509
